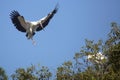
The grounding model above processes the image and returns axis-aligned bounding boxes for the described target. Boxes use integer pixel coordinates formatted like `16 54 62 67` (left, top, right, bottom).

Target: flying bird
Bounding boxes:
10 4 58 44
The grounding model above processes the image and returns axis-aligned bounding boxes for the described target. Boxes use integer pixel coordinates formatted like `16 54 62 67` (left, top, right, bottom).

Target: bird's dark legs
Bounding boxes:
26 32 36 45
26 33 28 37
33 32 35 36
26 32 35 39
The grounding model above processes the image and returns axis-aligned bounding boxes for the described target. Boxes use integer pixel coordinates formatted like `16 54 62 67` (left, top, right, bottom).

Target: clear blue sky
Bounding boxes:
0 0 120 77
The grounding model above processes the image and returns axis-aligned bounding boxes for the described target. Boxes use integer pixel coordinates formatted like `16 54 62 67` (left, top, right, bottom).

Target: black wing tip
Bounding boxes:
9 10 26 32
10 10 20 18
53 3 59 14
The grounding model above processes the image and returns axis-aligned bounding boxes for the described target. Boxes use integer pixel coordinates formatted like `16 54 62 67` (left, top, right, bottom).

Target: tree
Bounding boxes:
103 22 120 80
36 66 52 80
11 65 37 80
0 67 8 80
56 61 74 80
74 39 106 80
56 22 120 80
11 65 52 80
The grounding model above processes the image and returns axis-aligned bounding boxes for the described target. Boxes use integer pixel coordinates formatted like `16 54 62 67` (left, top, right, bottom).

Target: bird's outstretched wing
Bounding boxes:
36 4 59 31
10 10 26 32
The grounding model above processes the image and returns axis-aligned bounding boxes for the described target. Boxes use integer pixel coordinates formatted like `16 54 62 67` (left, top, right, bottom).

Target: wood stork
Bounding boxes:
10 4 58 44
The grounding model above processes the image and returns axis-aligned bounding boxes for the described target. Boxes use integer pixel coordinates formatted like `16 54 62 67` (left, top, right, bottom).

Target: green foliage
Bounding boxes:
0 67 8 80
103 67 120 80
56 61 73 80
11 65 52 80
105 22 120 47
107 43 120 72
56 22 120 80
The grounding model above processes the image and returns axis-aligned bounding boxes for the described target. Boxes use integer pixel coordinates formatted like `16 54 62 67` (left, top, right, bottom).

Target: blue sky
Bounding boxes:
1 0 120 77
